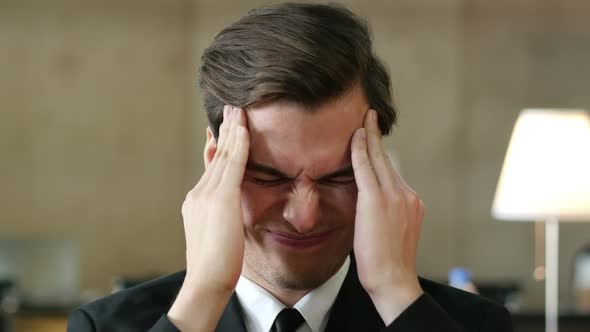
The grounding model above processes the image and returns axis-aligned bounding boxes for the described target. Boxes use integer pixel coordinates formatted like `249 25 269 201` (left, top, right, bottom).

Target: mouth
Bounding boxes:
267 230 333 249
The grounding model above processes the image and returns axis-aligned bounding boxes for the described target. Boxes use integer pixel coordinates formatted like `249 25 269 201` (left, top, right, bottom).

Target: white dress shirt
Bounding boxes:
235 256 350 332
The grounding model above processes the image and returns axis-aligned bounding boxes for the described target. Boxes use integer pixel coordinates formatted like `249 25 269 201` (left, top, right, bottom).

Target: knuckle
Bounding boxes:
181 198 192 215
229 154 243 166
373 149 385 161
391 194 403 206
356 157 373 170
220 120 229 131
218 147 230 160
216 190 238 203
405 191 418 203
185 190 197 202
219 126 229 139
384 154 393 164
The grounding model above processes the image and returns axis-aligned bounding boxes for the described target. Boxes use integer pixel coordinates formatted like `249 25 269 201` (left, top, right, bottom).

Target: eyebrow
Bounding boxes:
318 165 354 180
246 161 291 178
245 161 354 181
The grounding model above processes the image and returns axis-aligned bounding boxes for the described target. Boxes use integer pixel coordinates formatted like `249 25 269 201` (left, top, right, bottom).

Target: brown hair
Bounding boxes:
199 2 397 138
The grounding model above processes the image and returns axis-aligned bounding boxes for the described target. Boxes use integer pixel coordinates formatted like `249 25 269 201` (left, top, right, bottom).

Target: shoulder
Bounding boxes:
418 277 512 330
68 270 185 332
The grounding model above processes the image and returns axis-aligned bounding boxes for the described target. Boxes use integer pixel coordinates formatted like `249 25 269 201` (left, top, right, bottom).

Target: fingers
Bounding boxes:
354 109 423 209
206 106 249 189
351 128 379 193
221 108 250 187
206 106 236 187
364 109 399 191
201 106 231 183
216 105 232 154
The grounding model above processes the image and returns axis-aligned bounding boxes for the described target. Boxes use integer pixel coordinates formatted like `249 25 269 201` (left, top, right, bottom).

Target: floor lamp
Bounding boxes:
492 109 590 332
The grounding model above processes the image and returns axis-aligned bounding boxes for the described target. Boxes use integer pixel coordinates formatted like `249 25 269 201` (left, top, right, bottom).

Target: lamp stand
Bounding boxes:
545 218 559 332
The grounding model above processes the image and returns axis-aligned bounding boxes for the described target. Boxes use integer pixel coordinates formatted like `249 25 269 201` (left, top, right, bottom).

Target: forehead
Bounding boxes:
246 86 368 176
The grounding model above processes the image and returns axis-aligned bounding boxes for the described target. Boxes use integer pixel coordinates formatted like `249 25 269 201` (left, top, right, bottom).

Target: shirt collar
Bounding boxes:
293 256 350 332
235 256 350 332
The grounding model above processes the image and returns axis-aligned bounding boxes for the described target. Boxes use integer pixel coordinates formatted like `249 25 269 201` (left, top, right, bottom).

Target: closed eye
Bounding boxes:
247 176 290 186
318 167 355 186
319 175 356 186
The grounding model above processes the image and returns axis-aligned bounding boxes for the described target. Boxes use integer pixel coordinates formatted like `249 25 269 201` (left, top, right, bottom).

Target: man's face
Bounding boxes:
239 85 369 291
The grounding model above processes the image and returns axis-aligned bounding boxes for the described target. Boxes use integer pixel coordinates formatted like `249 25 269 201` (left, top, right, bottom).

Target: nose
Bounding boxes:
282 181 320 234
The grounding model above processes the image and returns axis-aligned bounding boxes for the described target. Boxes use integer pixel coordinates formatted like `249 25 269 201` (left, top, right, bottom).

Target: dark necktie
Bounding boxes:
271 308 305 332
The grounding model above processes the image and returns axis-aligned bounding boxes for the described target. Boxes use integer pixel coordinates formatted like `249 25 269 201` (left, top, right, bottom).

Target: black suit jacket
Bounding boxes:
68 259 513 332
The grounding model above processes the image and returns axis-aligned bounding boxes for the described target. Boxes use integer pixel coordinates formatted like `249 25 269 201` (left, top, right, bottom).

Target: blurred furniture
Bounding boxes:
0 311 6 332
13 301 70 332
476 282 520 310
0 237 79 310
512 312 590 332
13 314 67 332
573 245 590 312
0 280 15 332
492 108 590 332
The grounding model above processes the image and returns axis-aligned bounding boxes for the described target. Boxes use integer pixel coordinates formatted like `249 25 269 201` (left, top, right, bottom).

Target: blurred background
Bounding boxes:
1 0 589 331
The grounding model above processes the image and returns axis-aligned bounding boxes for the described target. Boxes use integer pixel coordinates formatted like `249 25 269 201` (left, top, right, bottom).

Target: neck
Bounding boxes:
241 270 311 307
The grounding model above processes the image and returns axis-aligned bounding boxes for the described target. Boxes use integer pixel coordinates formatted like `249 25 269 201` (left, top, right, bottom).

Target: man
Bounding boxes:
68 3 513 332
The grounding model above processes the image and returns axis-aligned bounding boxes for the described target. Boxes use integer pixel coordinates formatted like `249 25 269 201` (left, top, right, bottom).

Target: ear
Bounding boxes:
203 127 217 169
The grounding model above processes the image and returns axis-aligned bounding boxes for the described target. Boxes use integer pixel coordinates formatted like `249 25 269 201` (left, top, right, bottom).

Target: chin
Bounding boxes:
246 248 350 291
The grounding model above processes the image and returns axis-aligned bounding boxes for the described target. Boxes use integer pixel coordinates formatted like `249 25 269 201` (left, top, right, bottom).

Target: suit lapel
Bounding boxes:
213 255 382 332
324 255 385 332
214 293 248 332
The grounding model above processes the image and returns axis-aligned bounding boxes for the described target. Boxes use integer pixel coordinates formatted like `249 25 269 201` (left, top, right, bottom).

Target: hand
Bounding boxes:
168 106 249 332
351 109 425 325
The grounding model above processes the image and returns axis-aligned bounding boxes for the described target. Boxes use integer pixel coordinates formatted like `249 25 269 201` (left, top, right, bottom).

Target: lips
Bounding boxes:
268 230 332 249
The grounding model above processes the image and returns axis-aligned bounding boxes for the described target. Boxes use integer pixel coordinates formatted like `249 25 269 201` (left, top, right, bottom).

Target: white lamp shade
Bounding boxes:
492 109 590 221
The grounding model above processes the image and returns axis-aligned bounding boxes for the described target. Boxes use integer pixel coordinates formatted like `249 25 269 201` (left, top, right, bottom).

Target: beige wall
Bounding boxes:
1 0 194 294
2 0 589 310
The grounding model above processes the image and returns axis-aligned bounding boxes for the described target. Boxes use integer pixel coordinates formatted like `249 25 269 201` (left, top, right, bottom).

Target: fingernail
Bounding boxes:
360 128 366 139
371 109 377 121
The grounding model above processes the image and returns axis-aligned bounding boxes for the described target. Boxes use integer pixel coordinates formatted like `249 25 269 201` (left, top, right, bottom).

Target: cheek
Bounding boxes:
318 184 358 224
240 182 283 227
